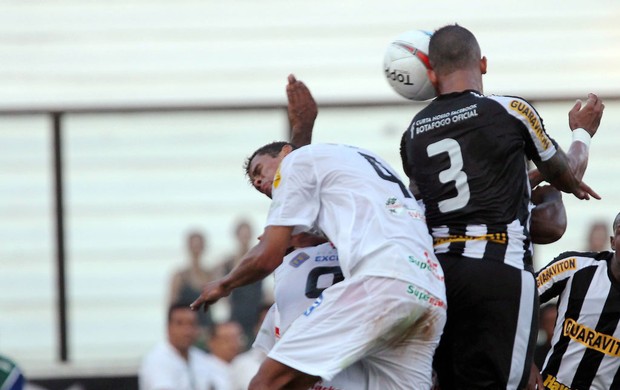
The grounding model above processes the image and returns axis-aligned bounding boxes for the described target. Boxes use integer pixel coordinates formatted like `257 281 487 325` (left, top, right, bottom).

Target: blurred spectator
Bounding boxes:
139 303 218 390
533 303 558 368
0 353 25 390
203 321 243 390
215 219 263 347
586 220 610 251
230 305 270 390
169 230 214 339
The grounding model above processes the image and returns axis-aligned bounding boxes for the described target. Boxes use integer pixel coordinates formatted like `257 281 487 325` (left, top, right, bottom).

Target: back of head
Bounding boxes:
429 24 481 75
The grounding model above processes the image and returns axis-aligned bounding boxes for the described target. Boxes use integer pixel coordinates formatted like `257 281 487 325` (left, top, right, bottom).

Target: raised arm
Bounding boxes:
287 74 318 147
529 93 604 194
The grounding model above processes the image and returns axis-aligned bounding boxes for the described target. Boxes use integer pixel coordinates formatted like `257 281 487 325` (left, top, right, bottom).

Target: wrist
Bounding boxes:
571 128 591 148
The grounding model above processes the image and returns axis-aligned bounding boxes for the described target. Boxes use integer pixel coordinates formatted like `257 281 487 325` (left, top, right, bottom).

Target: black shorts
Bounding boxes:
433 254 538 389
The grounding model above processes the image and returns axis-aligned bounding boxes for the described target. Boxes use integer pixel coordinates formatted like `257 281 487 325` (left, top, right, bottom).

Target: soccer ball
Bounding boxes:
383 30 436 101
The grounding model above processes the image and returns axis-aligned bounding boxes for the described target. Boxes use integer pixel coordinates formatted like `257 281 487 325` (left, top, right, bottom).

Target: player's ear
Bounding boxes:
480 56 487 75
610 235 615 251
427 69 438 89
280 144 294 158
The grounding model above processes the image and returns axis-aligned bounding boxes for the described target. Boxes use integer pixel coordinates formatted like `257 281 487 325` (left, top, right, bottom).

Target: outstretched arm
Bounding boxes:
190 225 293 312
530 93 604 195
287 74 318 147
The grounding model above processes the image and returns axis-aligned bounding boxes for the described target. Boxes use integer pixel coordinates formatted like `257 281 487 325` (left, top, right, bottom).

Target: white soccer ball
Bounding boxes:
383 30 436 101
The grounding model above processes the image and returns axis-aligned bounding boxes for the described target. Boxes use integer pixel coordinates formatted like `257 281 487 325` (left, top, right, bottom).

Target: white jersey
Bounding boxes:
253 242 342 352
266 143 444 299
253 243 368 390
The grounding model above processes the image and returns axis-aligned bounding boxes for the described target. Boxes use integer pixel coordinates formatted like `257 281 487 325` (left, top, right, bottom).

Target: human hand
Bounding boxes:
568 93 604 137
572 179 601 201
287 74 317 147
189 280 230 312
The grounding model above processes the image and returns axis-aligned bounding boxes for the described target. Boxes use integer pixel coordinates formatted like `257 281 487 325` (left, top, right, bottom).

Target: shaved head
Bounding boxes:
429 24 481 75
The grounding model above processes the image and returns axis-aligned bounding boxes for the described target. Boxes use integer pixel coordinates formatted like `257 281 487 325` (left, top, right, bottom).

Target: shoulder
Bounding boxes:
537 251 606 284
141 342 177 372
485 94 543 118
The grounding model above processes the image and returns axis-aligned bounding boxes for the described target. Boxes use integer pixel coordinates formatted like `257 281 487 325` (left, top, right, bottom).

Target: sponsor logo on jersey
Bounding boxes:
289 251 310 268
315 254 338 262
406 285 445 308
386 197 404 215
273 166 282 189
412 104 478 135
408 252 444 281
536 257 577 288
385 197 425 220
563 318 620 357
433 232 507 247
304 295 323 316
509 100 551 150
543 374 570 390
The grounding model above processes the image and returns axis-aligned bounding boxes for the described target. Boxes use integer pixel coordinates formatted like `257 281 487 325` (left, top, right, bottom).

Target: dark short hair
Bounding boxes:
429 24 481 75
243 141 296 182
613 212 620 232
167 302 193 323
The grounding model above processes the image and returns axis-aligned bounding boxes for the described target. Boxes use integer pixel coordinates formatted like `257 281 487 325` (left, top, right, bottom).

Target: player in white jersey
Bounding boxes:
191 142 446 389
253 241 368 390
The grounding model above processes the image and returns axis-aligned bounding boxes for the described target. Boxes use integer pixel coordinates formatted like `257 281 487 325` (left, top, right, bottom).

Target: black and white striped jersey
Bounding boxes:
537 250 620 390
400 90 558 269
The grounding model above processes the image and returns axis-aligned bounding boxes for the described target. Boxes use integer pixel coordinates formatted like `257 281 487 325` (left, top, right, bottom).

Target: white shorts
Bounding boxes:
267 275 447 390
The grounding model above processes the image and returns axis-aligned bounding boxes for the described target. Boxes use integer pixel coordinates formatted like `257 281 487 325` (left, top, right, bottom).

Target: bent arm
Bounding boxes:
190 226 293 311
534 147 599 200
220 225 293 291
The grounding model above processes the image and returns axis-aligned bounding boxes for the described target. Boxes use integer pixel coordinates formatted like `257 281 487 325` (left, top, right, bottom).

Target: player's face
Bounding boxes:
208 322 245 363
168 308 200 352
248 153 282 198
611 219 620 254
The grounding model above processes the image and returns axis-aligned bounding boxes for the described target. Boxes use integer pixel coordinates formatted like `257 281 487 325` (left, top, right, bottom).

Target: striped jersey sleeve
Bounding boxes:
488 95 557 162
535 251 620 390
536 251 599 304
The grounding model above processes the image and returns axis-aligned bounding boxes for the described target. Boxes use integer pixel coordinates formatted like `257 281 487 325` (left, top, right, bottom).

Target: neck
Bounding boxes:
436 69 483 95
177 346 190 360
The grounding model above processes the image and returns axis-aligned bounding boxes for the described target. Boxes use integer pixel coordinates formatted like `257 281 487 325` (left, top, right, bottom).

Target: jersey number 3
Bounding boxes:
427 138 471 213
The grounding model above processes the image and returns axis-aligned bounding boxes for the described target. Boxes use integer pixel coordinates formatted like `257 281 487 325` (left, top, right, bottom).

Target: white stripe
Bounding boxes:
508 271 535 389
505 219 527 270
462 224 486 259
431 226 450 254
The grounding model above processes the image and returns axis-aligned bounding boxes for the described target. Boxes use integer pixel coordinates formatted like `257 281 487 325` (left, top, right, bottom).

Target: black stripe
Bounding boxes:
610 363 620 388
447 224 466 256
542 266 597 378
483 224 508 264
